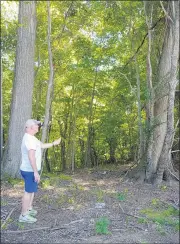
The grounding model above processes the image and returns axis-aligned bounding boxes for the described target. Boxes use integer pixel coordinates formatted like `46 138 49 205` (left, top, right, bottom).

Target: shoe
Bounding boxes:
28 208 37 216
19 214 37 223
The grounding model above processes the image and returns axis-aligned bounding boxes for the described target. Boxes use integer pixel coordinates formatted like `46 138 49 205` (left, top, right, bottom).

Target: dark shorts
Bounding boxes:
20 170 40 193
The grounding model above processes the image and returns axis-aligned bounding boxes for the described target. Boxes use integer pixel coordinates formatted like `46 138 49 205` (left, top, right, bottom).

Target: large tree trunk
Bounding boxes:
0 58 3 162
145 1 179 184
2 1 36 178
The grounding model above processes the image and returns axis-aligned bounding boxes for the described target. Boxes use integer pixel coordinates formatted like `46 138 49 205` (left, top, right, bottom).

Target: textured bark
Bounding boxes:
2 1 36 178
134 56 144 163
145 1 179 183
0 58 3 161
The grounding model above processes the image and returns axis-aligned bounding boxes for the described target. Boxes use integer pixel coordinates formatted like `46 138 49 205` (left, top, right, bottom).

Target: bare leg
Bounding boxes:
28 192 35 210
21 192 32 215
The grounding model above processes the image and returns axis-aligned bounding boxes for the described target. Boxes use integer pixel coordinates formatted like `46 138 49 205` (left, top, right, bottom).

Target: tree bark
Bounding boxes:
41 1 54 144
2 1 36 178
0 58 3 162
145 1 179 184
85 68 97 167
41 1 54 175
144 1 154 181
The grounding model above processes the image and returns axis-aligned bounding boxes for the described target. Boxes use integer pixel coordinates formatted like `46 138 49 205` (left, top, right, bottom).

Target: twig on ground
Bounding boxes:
2 219 85 234
8 202 21 206
168 169 179 181
52 218 57 228
64 219 84 225
2 225 67 234
1 207 16 229
129 224 146 231
119 203 125 213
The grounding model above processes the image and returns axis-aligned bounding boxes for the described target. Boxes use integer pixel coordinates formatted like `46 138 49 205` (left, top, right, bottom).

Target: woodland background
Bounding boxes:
1 1 179 185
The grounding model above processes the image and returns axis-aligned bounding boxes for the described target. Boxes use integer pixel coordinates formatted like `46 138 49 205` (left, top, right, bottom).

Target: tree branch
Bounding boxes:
123 17 164 70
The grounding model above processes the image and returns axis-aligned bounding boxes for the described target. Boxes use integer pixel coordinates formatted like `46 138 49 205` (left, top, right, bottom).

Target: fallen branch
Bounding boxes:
1 207 16 229
64 219 84 225
168 169 179 181
2 225 67 234
118 203 125 213
2 219 85 234
123 212 142 219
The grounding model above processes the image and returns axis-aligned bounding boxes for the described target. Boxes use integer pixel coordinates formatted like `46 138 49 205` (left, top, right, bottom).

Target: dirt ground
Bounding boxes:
1 167 179 244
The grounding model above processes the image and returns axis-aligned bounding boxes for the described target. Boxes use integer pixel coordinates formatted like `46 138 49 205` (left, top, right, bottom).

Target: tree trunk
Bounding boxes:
59 111 69 171
145 1 179 184
85 68 97 167
107 137 117 164
66 84 76 172
41 1 54 175
134 56 144 163
41 1 54 145
144 1 154 180
0 58 3 162
2 1 36 178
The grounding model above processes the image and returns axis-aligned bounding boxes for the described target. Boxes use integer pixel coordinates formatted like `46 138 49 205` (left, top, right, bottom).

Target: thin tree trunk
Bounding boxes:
85 68 97 167
2 1 36 178
134 56 144 164
41 1 54 175
59 110 69 171
144 1 154 181
41 1 54 144
66 83 77 172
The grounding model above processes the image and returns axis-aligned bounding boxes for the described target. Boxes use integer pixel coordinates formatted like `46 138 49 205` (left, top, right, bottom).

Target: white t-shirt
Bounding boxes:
20 133 42 172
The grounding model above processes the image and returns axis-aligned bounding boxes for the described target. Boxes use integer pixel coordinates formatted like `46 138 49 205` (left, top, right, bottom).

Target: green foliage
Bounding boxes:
2 0 170 172
41 173 72 189
3 174 23 186
1 200 8 206
138 218 148 224
92 188 104 202
95 217 110 235
1 218 13 230
116 192 126 201
17 222 25 229
140 204 179 231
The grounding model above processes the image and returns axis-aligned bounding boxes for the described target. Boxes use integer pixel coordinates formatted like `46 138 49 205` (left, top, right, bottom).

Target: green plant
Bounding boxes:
1 200 8 206
139 204 179 231
92 188 104 202
17 222 25 229
138 218 148 224
151 198 160 205
95 217 110 234
3 174 22 186
58 174 72 181
1 218 14 229
117 192 126 201
41 179 51 189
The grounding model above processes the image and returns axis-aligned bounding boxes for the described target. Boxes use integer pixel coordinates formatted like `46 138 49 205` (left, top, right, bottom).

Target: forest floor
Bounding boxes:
1 164 179 244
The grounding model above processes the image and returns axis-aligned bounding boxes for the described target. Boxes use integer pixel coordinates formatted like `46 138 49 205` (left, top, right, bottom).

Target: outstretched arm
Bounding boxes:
41 138 61 149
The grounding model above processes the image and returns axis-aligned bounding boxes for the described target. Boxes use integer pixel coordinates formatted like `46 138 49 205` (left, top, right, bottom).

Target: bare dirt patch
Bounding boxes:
1 168 179 244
